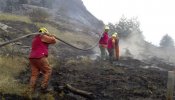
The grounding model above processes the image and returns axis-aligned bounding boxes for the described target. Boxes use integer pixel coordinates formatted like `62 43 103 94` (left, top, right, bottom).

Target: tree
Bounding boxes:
159 34 174 49
108 16 143 39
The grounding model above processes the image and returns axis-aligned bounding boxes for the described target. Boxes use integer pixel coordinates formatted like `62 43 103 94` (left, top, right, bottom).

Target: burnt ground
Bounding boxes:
50 57 169 100
5 56 173 100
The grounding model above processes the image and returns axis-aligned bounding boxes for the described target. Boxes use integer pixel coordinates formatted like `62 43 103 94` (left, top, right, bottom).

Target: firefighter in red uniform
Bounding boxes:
27 27 56 93
99 26 109 60
107 32 119 63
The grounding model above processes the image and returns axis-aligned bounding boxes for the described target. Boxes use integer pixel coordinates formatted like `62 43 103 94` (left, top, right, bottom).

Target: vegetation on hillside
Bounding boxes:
0 56 27 95
108 16 143 39
160 34 174 49
0 13 32 23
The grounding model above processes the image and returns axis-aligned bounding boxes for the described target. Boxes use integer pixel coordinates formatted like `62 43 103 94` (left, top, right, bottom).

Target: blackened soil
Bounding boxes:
51 58 168 100
14 57 173 100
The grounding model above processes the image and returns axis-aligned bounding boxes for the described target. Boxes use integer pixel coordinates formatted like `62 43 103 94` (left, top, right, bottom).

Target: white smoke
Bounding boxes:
119 29 175 64
120 29 145 59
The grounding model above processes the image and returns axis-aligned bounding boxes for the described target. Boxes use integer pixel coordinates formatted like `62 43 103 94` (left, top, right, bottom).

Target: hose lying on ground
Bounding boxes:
0 32 101 51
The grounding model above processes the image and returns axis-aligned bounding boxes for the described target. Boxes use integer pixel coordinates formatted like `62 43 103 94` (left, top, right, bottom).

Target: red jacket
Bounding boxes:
29 34 56 58
108 37 119 49
108 37 114 49
99 32 108 45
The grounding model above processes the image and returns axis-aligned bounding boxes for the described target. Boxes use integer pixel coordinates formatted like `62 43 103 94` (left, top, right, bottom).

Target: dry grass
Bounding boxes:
0 13 98 47
65 58 79 66
0 13 32 24
0 56 28 95
35 22 98 48
23 28 32 33
29 8 50 22
58 31 98 49
65 56 92 67
0 13 98 49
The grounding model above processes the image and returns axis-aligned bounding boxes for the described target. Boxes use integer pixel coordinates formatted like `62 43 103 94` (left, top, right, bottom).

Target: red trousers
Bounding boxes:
29 57 52 90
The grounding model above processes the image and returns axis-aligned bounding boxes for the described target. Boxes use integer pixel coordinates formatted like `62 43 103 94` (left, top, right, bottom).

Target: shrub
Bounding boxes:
29 8 50 22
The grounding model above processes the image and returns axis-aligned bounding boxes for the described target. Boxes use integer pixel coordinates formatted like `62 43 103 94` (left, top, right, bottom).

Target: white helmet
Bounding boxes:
104 26 110 30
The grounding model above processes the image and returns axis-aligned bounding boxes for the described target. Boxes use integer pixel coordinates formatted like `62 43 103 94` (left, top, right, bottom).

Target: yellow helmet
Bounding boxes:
113 32 118 36
39 27 49 34
104 26 110 30
112 34 116 38
112 32 118 37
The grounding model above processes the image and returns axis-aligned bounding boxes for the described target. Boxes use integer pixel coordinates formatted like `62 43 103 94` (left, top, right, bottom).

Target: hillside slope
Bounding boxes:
0 0 103 33
0 0 175 100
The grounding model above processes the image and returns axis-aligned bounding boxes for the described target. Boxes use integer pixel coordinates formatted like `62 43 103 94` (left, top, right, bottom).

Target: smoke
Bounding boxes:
120 29 175 64
120 29 145 59
45 0 103 33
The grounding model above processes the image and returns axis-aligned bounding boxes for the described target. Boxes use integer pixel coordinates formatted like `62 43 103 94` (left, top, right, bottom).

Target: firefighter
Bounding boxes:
28 27 56 93
114 33 119 60
99 26 109 60
107 32 119 63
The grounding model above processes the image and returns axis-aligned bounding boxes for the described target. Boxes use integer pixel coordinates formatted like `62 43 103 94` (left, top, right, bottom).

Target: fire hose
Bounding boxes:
0 32 102 51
